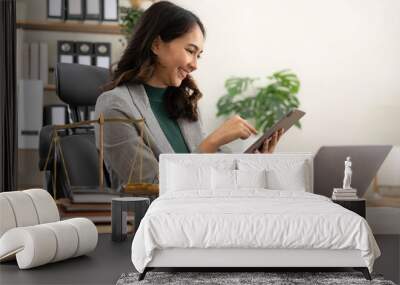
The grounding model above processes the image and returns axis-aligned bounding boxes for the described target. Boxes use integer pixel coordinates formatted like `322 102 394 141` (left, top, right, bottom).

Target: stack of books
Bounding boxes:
67 187 127 204
57 187 136 232
57 186 124 225
332 188 358 200
57 187 127 224
57 198 112 223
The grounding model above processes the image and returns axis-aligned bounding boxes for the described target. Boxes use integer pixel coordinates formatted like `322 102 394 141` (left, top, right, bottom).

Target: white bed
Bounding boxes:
131 154 380 280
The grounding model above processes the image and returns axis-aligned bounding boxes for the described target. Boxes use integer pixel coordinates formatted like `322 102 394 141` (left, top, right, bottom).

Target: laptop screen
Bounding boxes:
313 145 392 198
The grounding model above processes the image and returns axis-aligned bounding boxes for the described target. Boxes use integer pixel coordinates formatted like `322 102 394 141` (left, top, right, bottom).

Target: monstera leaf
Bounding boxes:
217 70 301 132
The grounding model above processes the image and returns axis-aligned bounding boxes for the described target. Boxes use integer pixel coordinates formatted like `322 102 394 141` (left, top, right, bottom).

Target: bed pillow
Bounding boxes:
237 158 309 192
236 169 267 189
266 163 307 191
211 168 237 191
211 169 268 190
167 162 212 192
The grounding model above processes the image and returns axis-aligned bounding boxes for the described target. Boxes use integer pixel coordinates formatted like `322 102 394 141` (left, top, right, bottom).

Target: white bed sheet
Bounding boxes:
131 190 380 273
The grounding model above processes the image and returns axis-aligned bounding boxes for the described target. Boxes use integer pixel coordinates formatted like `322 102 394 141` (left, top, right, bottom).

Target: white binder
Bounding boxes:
39 43 49 85
17 80 44 149
102 0 118 21
29 43 40 80
22 43 30 79
48 0 65 19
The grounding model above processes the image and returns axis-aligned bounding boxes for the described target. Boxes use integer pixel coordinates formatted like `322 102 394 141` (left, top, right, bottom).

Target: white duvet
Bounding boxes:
131 190 380 273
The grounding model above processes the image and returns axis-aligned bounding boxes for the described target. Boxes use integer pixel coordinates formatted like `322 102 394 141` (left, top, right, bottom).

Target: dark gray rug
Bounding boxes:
116 271 396 285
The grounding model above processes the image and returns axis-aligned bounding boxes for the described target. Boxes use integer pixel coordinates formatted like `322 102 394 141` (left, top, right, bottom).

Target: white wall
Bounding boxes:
173 0 400 153
18 0 400 153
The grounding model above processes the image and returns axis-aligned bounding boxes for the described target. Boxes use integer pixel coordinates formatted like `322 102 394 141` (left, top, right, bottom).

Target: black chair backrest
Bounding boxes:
59 133 99 187
39 124 111 197
55 63 110 122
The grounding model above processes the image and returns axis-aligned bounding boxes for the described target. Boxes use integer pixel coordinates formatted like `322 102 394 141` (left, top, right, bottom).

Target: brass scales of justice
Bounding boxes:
43 113 159 200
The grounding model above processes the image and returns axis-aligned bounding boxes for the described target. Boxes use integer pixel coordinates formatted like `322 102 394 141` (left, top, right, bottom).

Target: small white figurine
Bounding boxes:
342 156 352 189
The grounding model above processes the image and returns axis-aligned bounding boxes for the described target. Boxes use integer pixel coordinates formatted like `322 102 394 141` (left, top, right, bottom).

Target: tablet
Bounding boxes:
243 109 306 153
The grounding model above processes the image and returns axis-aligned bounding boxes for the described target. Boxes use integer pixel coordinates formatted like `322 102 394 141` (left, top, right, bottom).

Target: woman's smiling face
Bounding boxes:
149 24 204 88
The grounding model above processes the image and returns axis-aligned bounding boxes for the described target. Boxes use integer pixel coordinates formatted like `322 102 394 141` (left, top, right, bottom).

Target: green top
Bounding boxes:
143 84 190 153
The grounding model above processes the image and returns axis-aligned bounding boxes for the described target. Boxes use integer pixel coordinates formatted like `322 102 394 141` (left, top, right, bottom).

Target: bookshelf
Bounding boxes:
17 21 122 92
17 20 122 35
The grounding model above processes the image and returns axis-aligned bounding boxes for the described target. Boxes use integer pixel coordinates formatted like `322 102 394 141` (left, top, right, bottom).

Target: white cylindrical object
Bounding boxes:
24 189 59 223
0 190 98 269
0 192 39 227
18 226 57 269
43 221 79 262
65 218 98 257
0 226 57 269
0 196 17 238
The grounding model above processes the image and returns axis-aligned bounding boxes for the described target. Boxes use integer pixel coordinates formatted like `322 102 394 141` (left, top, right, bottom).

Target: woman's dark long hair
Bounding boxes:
102 1 206 121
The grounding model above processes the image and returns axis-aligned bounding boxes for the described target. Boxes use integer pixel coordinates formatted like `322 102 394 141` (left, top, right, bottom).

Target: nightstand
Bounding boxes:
332 198 366 218
111 197 150 242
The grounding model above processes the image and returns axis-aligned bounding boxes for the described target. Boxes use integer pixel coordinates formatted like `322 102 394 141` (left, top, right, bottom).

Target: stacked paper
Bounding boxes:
332 188 358 200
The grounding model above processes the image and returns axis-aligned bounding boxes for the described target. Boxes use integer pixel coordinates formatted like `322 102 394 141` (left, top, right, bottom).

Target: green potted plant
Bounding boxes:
216 69 301 132
120 8 144 38
120 0 158 38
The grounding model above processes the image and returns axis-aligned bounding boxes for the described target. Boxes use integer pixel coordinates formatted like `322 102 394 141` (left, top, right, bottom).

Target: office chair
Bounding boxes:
55 63 109 122
39 63 111 198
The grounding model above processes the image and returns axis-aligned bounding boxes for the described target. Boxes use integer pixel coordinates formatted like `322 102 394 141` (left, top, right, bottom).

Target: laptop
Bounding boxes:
313 145 393 198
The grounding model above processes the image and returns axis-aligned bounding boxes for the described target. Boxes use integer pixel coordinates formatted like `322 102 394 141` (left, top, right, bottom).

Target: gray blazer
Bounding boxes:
94 82 225 190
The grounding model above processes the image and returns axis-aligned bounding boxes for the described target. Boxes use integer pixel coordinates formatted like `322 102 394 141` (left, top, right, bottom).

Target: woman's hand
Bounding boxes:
254 128 284 154
198 115 258 153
